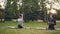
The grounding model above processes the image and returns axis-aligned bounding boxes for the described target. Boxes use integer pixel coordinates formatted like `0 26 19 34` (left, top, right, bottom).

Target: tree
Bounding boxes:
44 0 60 20
10 0 19 18
0 3 5 22
0 9 4 22
5 0 18 20
22 0 40 21
40 0 47 21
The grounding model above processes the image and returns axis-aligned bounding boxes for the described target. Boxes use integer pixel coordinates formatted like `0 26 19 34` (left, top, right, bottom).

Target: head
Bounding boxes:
18 14 22 18
50 15 53 19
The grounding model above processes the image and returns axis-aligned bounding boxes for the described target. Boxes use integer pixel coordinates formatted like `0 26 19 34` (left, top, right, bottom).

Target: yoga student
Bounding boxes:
18 14 23 28
48 15 56 30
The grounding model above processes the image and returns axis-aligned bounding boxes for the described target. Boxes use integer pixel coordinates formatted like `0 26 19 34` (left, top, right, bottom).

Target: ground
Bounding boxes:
0 21 60 34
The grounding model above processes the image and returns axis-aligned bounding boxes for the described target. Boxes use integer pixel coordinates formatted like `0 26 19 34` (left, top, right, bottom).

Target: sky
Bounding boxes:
0 0 6 9
0 0 5 2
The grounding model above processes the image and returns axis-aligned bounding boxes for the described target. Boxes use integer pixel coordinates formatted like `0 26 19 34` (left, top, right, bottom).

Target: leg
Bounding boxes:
51 24 55 30
48 24 55 30
48 24 51 30
18 25 23 28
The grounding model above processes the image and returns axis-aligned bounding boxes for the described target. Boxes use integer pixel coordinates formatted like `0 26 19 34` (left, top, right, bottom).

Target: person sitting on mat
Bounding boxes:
48 15 56 30
17 14 23 28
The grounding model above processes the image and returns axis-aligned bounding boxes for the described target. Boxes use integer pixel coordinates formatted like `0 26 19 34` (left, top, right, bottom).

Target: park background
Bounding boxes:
0 0 60 34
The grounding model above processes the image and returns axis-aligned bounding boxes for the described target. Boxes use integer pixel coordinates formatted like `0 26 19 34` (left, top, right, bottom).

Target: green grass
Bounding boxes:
0 21 60 34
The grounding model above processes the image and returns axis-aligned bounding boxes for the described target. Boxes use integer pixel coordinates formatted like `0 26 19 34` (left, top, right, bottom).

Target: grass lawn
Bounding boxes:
0 21 60 34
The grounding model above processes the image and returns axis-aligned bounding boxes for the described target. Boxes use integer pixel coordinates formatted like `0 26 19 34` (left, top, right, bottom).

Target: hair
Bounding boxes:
18 14 22 18
52 15 56 19
19 14 22 16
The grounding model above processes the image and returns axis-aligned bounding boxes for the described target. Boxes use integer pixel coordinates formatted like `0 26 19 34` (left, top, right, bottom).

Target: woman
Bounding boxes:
18 14 23 28
48 15 56 30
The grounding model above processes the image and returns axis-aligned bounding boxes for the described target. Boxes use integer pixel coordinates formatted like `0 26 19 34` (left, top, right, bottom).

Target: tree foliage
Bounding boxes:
4 0 60 21
22 0 42 21
0 5 5 22
5 0 18 20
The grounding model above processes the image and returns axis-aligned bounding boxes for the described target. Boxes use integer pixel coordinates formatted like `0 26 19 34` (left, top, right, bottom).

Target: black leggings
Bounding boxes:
18 25 23 28
48 24 55 30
